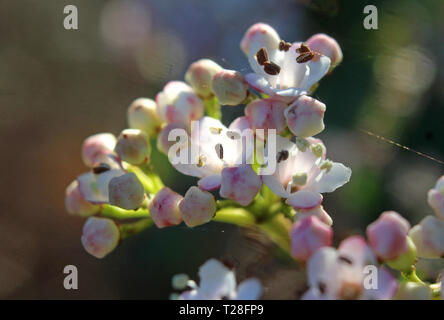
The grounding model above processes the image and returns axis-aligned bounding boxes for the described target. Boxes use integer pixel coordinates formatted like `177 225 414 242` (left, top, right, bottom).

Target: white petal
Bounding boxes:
77 169 125 204
286 190 323 210
235 278 262 300
310 162 352 193
244 73 275 96
198 259 237 299
302 55 331 91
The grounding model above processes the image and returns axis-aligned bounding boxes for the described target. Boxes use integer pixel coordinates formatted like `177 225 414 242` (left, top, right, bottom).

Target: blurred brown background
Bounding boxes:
1 0 444 299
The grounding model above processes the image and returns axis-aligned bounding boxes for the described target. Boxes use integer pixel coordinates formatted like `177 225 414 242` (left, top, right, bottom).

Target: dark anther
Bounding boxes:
220 257 236 270
296 43 311 53
279 40 292 52
263 61 281 75
277 150 289 163
296 43 315 63
93 163 111 174
226 130 240 140
256 47 269 66
318 282 327 294
215 143 224 160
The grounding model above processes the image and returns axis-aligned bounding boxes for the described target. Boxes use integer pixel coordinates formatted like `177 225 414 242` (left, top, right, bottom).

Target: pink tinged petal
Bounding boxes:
284 95 326 137
65 180 100 217
303 55 331 91
220 165 262 206
338 236 376 268
240 23 280 56
78 169 125 204
198 174 222 191
127 98 162 137
185 59 223 98
228 116 251 132
286 190 323 210
211 69 248 106
81 133 116 168
428 189 444 220
310 162 352 193
279 43 308 90
306 33 343 67
409 215 444 258
108 172 145 210
81 217 120 259
307 247 341 299
179 186 216 227
296 205 333 227
148 187 183 228
198 259 237 299
115 129 151 165
235 278 262 300
290 216 333 261
366 211 410 260
244 73 275 96
245 98 287 139
362 267 398 300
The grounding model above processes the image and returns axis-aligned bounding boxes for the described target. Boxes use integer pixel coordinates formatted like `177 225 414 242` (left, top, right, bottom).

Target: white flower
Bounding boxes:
261 135 351 208
241 24 331 102
176 259 262 300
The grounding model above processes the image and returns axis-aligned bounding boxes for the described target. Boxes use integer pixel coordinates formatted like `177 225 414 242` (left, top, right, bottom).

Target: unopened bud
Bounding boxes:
306 33 343 67
65 180 100 217
108 172 145 210
127 98 162 137
115 129 151 165
284 95 326 137
179 186 216 227
427 175 444 220
211 70 248 106
81 133 116 168
240 23 280 56
148 187 183 228
81 217 120 259
185 59 223 98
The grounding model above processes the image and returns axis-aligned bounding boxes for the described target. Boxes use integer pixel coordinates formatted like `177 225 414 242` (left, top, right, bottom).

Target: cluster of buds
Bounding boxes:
62 22 443 300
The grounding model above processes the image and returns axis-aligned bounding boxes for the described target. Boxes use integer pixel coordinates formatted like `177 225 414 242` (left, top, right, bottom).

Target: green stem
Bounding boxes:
204 95 221 120
213 208 256 227
101 205 150 220
258 214 292 255
401 266 425 285
430 282 442 299
128 165 164 194
119 218 154 240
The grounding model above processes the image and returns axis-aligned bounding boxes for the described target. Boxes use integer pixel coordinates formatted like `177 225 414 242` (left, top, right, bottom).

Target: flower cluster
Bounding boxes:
63 22 442 300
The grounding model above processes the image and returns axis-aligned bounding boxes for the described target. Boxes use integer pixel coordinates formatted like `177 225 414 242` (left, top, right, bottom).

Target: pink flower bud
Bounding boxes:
211 69 248 106
127 98 162 137
179 186 216 227
65 180 100 216
81 217 120 258
240 23 280 56
306 33 343 67
290 216 333 261
156 81 204 126
157 123 188 155
185 59 223 98
366 211 410 260
81 133 116 168
108 172 145 210
284 95 326 137
148 187 183 228
219 165 262 206
427 175 444 220
409 215 444 258
115 129 151 165
245 98 287 139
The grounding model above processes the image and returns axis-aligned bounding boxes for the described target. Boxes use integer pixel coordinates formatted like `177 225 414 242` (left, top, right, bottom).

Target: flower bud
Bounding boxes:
245 98 287 138
172 273 190 290
81 133 116 168
185 59 223 98
366 211 410 260
284 95 326 137
179 186 216 227
427 175 444 220
115 129 151 165
127 98 162 137
81 217 120 259
219 165 262 206
65 180 100 217
290 216 333 261
394 282 432 300
240 23 280 56
306 33 343 67
211 70 248 106
385 236 417 273
156 81 204 126
409 215 444 258
108 172 145 210
148 187 183 228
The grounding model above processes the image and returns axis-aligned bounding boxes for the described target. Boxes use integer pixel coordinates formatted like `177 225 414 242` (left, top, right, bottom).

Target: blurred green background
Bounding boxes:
1 0 444 299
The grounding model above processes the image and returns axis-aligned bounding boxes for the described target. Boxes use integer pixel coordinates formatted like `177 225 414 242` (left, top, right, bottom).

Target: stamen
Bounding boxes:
338 255 353 265
197 155 206 168
210 127 222 134
226 131 240 140
279 40 292 52
215 143 224 159
264 61 281 75
292 172 307 186
256 47 269 66
277 150 289 163
296 43 315 63
320 160 333 173
92 163 111 174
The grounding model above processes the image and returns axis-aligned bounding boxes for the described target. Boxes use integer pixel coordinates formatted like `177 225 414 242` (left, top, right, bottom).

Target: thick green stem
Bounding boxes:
204 95 221 120
213 208 256 227
128 165 164 194
101 205 150 220
401 266 425 285
119 218 154 240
